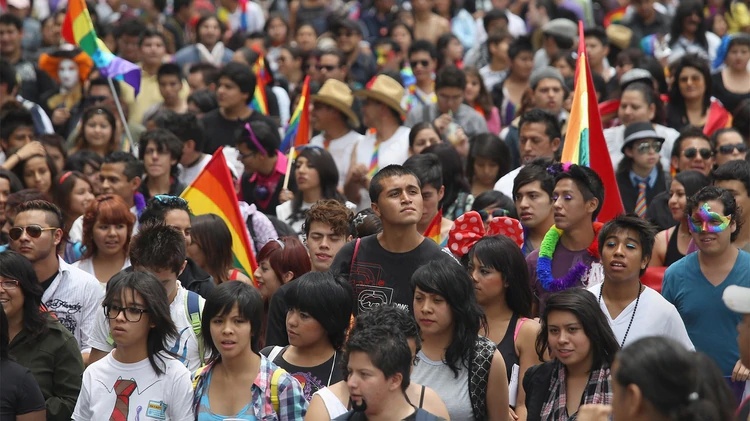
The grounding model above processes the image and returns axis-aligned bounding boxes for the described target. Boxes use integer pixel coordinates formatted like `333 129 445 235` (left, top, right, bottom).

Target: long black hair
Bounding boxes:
669 1 709 50
411 259 487 377
202 281 265 358
536 288 619 369
103 270 177 375
673 170 711 203
422 143 471 216
0 251 48 342
616 337 734 421
467 133 511 185
668 54 712 121
290 146 346 224
469 236 532 318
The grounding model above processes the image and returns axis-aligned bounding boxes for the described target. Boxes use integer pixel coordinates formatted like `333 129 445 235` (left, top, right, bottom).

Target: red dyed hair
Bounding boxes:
81 194 136 259
256 236 311 282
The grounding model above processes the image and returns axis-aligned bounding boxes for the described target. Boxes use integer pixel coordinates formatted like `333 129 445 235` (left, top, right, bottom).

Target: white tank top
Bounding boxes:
312 387 348 418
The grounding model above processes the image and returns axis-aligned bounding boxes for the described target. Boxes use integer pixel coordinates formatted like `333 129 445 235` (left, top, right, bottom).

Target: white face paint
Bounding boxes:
58 59 80 90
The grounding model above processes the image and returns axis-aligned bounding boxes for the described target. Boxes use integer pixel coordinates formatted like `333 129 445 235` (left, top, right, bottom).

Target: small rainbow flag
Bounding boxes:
280 76 311 152
603 6 627 27
250 53 269 115
703 97 733 137
181 147 258 284
61 0 141 95
561 22 624 223
423 210 443 244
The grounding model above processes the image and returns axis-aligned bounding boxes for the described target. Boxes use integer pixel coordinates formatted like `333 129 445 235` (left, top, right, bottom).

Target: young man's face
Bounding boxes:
88 84 114 104
164 209 192 247
515 180 554 230
632 0 655 20
3 126 34 153
714 180 750 226
318 54 345 83
519 122 559 164
436 86 464 115
511 51 534 80
552 178 597 231
336 29 361 54
307 221 347 272
601 228 648 284
187 71 207 93
0 23 22 57
236 142 263 174
9 210 62 264
346 350 399 413
372 175 423 227
138 264 185 303
141 36 166 67
584 36 609 69
143 140 177 179
689 199 735 256
100 162 139 203
216 76 249 110
117 34 141 63
420 184 444 227
158 75 183 103
409 51 436 84
671 137 714 177
533 78 565 115
0 177 9 224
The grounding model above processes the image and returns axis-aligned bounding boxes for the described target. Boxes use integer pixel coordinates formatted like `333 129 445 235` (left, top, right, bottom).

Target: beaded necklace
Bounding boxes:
599 281 643 347
536 222 603 292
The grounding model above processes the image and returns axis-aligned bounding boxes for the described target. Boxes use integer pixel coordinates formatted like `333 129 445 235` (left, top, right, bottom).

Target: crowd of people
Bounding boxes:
1 0 750 418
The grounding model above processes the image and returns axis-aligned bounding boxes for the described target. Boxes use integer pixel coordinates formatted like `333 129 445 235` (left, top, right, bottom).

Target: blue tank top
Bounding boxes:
197 370 257 421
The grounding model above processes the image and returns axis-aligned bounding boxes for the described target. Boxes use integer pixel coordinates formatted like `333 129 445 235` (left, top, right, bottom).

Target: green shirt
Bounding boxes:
9 314 84 421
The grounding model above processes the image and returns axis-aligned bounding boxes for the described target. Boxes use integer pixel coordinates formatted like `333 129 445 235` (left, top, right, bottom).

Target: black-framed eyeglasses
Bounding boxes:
9 225 58 241
154 195 188 206
636 141 662 154
717 143 748 155
104 304 148 322
410 60 430 69
683 147 713 160
0 280 19 290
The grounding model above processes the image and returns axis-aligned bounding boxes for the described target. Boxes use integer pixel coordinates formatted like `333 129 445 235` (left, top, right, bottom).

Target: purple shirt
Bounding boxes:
527 244 598 314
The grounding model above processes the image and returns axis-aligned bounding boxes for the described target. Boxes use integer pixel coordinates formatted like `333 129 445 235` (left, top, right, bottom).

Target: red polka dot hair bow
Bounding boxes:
447 211 525 258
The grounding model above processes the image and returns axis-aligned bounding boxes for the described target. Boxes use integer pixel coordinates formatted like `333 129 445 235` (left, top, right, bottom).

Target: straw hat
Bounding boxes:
606 24 633 50
311 79 360 128
354 75 405 117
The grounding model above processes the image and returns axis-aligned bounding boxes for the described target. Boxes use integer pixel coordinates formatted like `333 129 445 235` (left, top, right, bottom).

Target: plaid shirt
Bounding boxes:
195 355 308 420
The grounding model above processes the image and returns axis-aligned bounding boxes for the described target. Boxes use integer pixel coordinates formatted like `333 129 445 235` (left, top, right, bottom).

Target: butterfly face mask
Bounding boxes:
688 203 732 233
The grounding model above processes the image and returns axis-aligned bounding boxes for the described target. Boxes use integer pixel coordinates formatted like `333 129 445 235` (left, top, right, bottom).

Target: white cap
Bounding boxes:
723 285 750 314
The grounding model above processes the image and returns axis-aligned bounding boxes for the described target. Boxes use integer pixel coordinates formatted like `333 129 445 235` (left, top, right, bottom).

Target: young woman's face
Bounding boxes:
93 217 128 257
210 303 253 359
108 288 153 349
511 51 534 80
465 74 481 103
69 178 95 219
618 90 654 126
83 163 102 195
625 138 660 172
294 156 321 193
473 156 501 186
267 18 287 43
44 145 65 172
23 156 52 194
546 310 592 369
277 48 296 75
677 66 705 102
727 44 750 71
470 256 504 306
186 240 206 270
0 275 25 321
410 128 442 155
668 180 688 221
198 18 222 46
681 13 702 36
286 308 328 348
413 286 453 336
84 114 113 149
553 57 574 79
446 38 463 61
391 26 412 54
253 259 283 299
712 14 729 38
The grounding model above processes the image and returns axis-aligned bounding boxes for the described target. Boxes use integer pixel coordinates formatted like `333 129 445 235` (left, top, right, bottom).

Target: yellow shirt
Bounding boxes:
126 66 190 124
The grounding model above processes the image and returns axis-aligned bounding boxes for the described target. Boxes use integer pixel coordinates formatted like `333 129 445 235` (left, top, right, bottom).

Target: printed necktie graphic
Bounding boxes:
110 379 137 421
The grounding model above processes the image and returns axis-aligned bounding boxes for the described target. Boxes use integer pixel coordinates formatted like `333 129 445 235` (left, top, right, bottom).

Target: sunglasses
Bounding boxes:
410 60 431 69
9 225 58 241
316 64 337 72
717 143 748 155
636 141 662 154
683 147 713 160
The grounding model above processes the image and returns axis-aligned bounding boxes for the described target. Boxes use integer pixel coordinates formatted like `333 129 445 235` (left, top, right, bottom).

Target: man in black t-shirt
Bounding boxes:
331 165 454 314
200 62 277 154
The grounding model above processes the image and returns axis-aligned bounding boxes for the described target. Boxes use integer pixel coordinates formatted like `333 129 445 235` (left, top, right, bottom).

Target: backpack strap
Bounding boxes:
270 367 286 415
267 345 284 362
184 290 205 365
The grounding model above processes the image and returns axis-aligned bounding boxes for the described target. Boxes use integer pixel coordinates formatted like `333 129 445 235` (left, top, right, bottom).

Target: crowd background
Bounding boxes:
1 0 750 418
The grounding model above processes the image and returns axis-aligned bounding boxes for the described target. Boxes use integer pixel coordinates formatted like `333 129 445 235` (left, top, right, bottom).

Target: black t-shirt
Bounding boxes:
260 345 344 402
40 271 58 293
0 360 46 421
330 234 456 314
199 109 278 154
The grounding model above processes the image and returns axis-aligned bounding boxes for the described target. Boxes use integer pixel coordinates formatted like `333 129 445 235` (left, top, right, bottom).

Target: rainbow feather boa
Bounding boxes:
537 222 603 292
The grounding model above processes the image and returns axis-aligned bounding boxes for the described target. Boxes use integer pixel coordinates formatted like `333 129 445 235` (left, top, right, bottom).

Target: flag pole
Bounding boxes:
106 77 135 151
283 147 295 190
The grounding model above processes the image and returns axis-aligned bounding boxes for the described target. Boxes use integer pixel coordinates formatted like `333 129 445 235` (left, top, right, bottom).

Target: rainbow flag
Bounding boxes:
280 76 311 152
603 6 626 27
181 147 258 285
250 54 269 115
703 97 733 136
561 22 624 223
61 0 141 95
423 210 443 244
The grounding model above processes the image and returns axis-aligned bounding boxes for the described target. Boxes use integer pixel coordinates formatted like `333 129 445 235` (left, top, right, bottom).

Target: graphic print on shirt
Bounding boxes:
44 298 82 335
292 371 325 401
98 376 163 421
167 327 191 368
351 261 400 312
